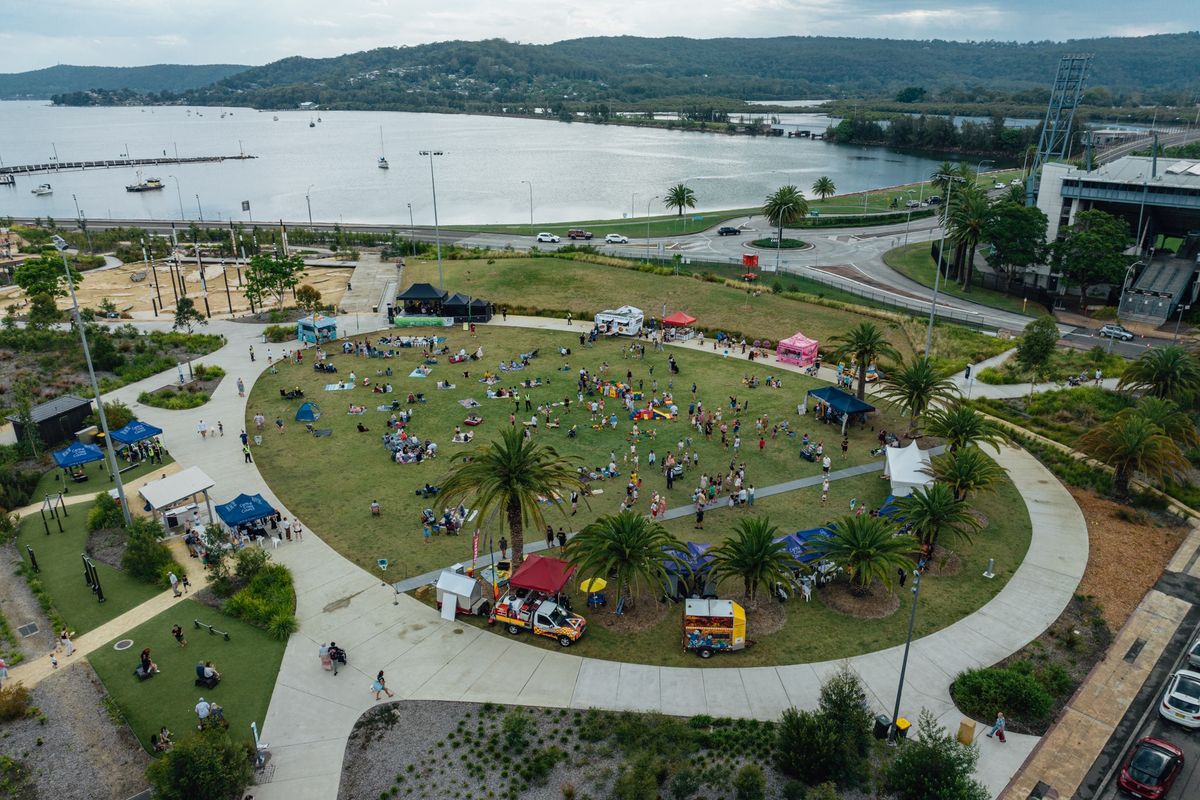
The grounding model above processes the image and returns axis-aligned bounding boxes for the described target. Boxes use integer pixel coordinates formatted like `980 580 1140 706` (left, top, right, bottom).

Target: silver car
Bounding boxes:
535 232 560 243
1188 636 1200 669
604 233 629 244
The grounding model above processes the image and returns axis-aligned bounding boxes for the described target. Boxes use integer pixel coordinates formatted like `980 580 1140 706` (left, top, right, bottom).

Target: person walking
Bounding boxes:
172 623 188 647
372 670 395 700
59 628 75 656
498 536 508 559
249 345 255 362
168 571 181 597
181 574 191 593
986 712 1006 741
841 437 849 458
243 444 253 463
236 377 245 397
821 455 831 475
556 528 567 553
821 478 830 505
694 498 705 530
217 421 224 437
239 429 249 447
545 525 554 549
570 490 579 516
197 419 208 439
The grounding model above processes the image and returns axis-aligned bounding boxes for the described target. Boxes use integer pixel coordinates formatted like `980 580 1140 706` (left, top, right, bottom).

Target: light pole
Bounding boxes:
1116 260 1143 322
1173 304 1191 343
888 569 922 744
925 174 964 357
419 150 445 292
521 180 533 235
168 175 185 221
631 192 637 220
407 202 415 257
902 190 917 246
195 194 204 222
305 185 314 227
646 195 659 259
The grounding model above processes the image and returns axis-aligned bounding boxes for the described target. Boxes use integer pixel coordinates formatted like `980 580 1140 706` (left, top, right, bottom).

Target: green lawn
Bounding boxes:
883 242 1050 319
88 599 286 752
247 326 909 577
32 453 175 504
15 504 165 636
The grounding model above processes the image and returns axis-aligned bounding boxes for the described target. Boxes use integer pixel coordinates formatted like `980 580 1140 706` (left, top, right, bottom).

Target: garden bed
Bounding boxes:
749 237 809 249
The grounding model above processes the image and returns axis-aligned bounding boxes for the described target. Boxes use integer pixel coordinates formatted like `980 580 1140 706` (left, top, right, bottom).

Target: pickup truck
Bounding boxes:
567 228 594 240
492 594 586 647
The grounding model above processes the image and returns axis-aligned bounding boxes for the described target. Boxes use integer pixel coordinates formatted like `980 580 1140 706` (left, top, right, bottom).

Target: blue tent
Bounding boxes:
780 528 833 563
878 495 899 518
296 402 321 422
52 442 104 468
805 386 875 416
664 542 713 576
110 420 164 445
215 493 277 527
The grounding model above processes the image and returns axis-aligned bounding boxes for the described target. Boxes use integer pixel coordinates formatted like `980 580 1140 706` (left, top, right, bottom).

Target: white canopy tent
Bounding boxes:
882 441 933 498
138 466 217 530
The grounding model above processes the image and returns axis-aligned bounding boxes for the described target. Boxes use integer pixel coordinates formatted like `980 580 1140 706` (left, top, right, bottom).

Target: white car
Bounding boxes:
535 232 560 243
604 233 629 244
993 182 1006 190
1159 669 1200 729
1011 178 1022 186
1188 636 1200 669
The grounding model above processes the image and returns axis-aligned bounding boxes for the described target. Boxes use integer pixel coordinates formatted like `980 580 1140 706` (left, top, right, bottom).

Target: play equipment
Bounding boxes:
629 405 678 422
683 598 747 658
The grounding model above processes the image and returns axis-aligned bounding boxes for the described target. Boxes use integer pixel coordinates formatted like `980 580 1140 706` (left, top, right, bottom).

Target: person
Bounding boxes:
372 670 396 700
821 455 831 475
556 528 567 553
986 712 1006 741
168 571 181 597
153 727 174 752
293 518 304 541
821 478 830 505
243 443 253 463
747 484 755 507
694 498 705 530
281 517 292 541
195 697 211 723
181 574 191 593
1094 367 1103 386
197 419 208 439
545 525 554 549
217 421 224 437
236 377 245 397
172 623 187 647
498 536 508 559
328 642 346 675
240 429 249 446
275 416 285 434
370 499 381 516
140 648 159 674
249 345 255 362
203 661 221 683
841 437 849 458
0 657 8 688
570 490 579 516
59 627 74 656
319 643 332 672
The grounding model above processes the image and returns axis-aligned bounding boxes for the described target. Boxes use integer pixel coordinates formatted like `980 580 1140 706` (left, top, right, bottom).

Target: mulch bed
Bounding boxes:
820 579 900 619
743 595 787 636
85 527 126 570
923 547 962 577
588 594 670 634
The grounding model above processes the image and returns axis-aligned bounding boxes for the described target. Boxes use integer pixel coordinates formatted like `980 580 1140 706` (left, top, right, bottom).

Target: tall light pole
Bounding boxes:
902 190 916 246
419 150 445 292
631 192 637 220
1173 304 1191 343
646 195 659 259
520 180 533 235
1117 260 1143 321
305 185 314 227
888 570 922 744
925 174 963 357
195 194 204 222
407 202 415 257
168 175 185 221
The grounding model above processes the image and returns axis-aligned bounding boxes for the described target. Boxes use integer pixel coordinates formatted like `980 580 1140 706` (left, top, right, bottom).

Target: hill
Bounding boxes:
0 63 249 99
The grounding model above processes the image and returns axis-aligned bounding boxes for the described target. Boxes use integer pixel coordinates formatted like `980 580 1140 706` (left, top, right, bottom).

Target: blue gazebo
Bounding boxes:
52 442 104 469
110 420 164 445
215 493 277 527
805 386 875 434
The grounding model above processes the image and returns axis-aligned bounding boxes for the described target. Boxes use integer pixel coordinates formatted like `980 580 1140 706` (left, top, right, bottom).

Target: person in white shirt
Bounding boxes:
195 698 210 720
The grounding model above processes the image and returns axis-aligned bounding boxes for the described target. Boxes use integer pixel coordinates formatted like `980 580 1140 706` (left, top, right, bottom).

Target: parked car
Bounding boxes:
905 200 921 208
535 232 560 243
926 195 942 205
567 228 593 240
1011 178 1023 186
604 233 629 244
1098 323 1135 342
1117 737 1184 799
1187 636 1200 669
993 182 1007 190
1160 670 1200 729
717 226 741 236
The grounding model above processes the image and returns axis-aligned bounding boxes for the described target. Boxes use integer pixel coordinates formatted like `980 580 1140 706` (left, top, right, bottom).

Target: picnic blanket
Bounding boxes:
458 399 481 408
408 368 430 378
325 383 355 391
313 429 333 437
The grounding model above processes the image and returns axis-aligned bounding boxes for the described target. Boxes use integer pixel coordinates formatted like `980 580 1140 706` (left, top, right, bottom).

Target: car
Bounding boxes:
567 228 593 240
1117 737 1184 799
905 200 921 208
1098 323 1135 342
1011 178 1023 186
993 182 1007 190
604 233 629 244
1160 669 1200 729
1188 636 1200 669
926 195 942 205
717 226 741 236
535 232 560 243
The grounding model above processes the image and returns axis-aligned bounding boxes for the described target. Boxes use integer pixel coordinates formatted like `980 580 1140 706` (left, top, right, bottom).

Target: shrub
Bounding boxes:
806 782 841 800
0 682 32 721
267 612 299 641
145 728 254 800
502 709 534 753
774 708 840 785
191 363 226 381
234 547 270 583
87 492 125 532
817 664 873 781
263 324 295 343
137 387 210 410
732 764 766 800
0 464 40 511
612 755 659 800
951 666 1054 725
668 767 701 800
887 711 988 800
121 518 182 587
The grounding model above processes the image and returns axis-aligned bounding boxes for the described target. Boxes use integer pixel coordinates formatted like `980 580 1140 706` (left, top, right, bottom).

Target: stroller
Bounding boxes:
324 644 347 675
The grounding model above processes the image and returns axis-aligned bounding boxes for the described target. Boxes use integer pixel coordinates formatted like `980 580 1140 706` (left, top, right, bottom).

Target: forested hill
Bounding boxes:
0 63 248 99
40 33 1200 111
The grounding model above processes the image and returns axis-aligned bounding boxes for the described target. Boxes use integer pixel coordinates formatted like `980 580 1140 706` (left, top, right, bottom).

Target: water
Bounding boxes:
0 101 955 226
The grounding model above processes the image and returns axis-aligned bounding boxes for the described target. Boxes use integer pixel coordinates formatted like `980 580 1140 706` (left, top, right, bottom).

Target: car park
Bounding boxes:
568 228 593 240
717 226 741 236
535 232 560 243
1099 323 1135 342
604 233 629 244
1118 737 1184 799
1159 669 1200 729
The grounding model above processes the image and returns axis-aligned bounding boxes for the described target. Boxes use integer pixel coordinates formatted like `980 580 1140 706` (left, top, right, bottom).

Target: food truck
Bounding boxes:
682 598 747 658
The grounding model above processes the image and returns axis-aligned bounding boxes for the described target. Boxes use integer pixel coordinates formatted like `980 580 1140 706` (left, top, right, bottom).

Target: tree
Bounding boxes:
1118 345 1200 403
819 515 916 595
440 426 583 567
816 665 875 784
173 296 207 333
122 518 178 586
1077 413 1189 497
1117 397 1200 450
774 707 842 785
811 176 836 200
895 86 927 103
145 728 254 800
707 516 800 608
13 254 81 298
926 448 1004 502
12 377 42 457
85 400 134 431
243 252 306 310
1052 209 1130 302
26 292 62 329
762 185 809 246
663 183 697 217
1016 316 1059 375
566 511 686 608
983 201 1048 282
876 357 959 435
829 322 900 400
923 404 1006 452
295 283 323 315
947 184 990 289
886 710 989 800
896 482 981 551
732 764 766 800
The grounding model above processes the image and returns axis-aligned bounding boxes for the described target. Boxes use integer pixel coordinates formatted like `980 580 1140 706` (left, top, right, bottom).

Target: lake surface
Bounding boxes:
0 101 955 226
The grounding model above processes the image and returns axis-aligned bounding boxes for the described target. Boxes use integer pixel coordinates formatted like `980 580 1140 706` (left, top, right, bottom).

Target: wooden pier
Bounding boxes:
0 154 255 177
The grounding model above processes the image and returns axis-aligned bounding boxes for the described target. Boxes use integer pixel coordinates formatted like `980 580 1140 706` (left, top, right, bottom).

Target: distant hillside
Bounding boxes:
0 63 249 99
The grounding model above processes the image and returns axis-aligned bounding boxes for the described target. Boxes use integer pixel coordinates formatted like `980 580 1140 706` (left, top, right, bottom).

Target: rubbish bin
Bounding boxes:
957 718 976 745
873 714 891 740
895 717 911 739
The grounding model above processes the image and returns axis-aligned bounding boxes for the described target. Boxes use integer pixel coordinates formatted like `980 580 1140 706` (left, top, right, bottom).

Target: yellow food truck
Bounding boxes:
683 598 747 658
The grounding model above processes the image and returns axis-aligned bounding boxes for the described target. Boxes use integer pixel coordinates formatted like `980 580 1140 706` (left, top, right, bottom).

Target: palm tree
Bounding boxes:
762 185 809 246
440 426 583 567
896 482 981 552
948 185 991 290
566 511 687 608
923 403 1007 452
663 183 697 217
876 357 959 435
925 448 1004 501
811 176 836 201
1077 414 1190 497
817 515 917 596
1118 345 1200 404
1117 397 1200 450
930 161 957 195
830 322 900 401
707 516 800 608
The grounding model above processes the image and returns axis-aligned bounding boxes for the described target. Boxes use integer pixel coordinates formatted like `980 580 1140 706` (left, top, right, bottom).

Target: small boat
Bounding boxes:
220 112 226 118
317 116 322 123
378 126 389 169
309 119 315 128
273 115 279 121
126 171 164 192
31 183 52 196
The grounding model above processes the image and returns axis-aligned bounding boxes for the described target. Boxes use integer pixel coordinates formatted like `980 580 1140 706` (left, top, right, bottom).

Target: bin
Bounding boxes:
895 717 911 739
873 714 891 740
957 718 976 745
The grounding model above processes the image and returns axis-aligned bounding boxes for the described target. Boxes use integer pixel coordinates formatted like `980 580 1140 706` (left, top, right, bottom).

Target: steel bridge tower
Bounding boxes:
1025 54 1093 206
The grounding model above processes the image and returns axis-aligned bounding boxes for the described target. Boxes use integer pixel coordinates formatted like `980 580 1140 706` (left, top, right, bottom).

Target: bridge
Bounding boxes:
0 154 255 177
1095 126 1200 165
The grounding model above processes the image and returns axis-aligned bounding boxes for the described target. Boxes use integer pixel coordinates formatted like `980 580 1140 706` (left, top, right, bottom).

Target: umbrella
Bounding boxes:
580 577 607 593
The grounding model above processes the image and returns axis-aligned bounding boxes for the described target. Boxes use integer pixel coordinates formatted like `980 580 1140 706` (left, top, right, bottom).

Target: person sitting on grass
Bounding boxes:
195 660 221 689
152 727 174 752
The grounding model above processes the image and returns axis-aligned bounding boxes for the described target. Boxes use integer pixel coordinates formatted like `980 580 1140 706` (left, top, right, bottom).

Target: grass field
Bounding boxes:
88 599 286 752
883 242 1049 319
31 453 175 503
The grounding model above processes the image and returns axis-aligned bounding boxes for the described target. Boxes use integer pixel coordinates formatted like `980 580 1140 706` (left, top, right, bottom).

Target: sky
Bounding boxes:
0 0 1193 73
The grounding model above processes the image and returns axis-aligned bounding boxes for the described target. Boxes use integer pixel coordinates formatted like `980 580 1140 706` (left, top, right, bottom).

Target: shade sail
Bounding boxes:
139 466 215 511
214 493 277 526
110 420 164 445
508 554 577 594
805 386 875 415
52 442 104 468
663 311 697 327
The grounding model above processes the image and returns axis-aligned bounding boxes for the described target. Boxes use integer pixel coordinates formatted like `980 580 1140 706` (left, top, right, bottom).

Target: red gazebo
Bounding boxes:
663 311 697 328
508 554 577 594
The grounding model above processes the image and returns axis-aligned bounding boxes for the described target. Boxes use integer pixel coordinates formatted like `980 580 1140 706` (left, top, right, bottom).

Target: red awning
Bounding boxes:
508 553 577 594
663 311 697 327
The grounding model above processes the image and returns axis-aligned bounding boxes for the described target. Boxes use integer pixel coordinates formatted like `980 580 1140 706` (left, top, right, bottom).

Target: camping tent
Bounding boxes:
214 493 277 527
594 306 644 336
295 402 321 422
52 442 104 468
508 554 577 594
297 313 337 344
110 420 164 445
883 442 933 497
776 332 819 367
805 386 875 435
663 311 697 328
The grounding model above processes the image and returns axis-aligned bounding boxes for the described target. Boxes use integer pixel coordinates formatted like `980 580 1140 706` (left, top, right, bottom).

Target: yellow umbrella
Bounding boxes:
580 577 607 593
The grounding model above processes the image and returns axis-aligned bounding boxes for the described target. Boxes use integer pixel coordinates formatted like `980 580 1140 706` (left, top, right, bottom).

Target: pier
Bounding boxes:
0 154 256 177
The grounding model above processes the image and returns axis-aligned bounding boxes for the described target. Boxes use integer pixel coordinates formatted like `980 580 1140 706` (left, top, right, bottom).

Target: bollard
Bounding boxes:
982 558 995 579
26 545 39 573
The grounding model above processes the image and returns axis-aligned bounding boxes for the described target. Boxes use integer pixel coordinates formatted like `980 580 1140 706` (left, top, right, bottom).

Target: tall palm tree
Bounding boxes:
1118 345 1200 404
925 448 1004 501
830 322 900 400
876 357 959 435
1117 397 1200 450
896 482 981 551
663 183 697 217
762 185 809 245
1077 414 1190 497
565 511 687 608
816 515 917 596
707 516 800 608
948 185 991 290
930 161 957 195
440 426 583 567
811 176 836 201
923 403 1007 452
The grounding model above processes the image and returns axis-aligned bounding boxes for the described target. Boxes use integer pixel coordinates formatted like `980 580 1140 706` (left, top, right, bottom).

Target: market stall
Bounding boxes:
297 313 338 344
883 441 933 498
138 466 216 531
508 553 577 595
110 420 164 446
804 386 875 435
594 305 644 336
396 282 448 316
214 492 277 527
662 311 698 342
776 332 819 367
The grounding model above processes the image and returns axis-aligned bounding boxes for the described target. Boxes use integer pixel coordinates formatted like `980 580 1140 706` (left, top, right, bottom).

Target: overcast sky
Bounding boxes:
0 0 1193 72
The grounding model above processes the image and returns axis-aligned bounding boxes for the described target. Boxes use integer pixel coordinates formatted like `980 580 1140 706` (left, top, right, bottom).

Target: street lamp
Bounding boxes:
407 202 415 257
168 175 185 221
305 185 314 227
925 174 965 356
520 180 533 236
1116 260 1143 323
195 194 204 223
631 192 637 220
1173 304 1191 343
419 150 445 292
888 570 922 744
903 190 917 246
646 195 659 258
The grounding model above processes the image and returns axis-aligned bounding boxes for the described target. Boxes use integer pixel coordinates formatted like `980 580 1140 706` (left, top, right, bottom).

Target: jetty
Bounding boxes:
0 154 255 177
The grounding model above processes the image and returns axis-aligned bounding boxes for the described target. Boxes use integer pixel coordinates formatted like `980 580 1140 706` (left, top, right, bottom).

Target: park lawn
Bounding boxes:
88 599 286 752
247 326 908 577
403 256 917 358
883 242 1050 319
14 505 164 636
32 452 175 503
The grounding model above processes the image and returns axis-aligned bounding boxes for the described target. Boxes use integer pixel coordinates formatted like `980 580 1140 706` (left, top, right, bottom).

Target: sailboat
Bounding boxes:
377 127 389 169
